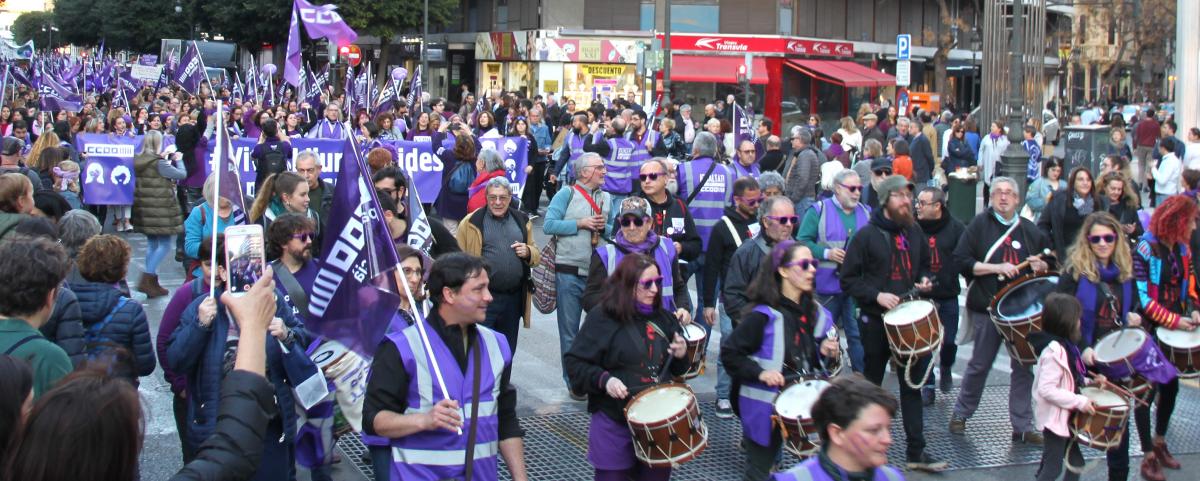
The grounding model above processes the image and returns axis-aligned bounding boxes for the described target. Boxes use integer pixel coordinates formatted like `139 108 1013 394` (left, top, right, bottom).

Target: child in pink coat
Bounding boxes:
1029 293 1101 481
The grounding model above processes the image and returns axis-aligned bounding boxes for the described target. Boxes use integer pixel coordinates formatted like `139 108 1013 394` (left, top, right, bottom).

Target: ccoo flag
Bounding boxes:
286 0 359 87
308 135 402 357
174 41 207 95
732 102 754 151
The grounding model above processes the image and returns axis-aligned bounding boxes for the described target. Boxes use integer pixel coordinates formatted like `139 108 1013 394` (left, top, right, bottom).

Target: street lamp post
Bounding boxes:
421 0 428 105
999 1 1033 197
661 0 672 110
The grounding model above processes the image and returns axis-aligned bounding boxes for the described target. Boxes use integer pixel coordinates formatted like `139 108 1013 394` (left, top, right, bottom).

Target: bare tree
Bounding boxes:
924 0 974 108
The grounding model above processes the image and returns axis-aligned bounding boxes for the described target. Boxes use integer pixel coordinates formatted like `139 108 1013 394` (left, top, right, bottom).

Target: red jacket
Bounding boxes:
466 169 509 212
1134 118 1161 147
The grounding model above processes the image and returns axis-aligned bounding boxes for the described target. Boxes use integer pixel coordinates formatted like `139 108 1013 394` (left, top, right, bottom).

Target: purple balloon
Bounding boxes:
391 67 407 84
261 64 277 75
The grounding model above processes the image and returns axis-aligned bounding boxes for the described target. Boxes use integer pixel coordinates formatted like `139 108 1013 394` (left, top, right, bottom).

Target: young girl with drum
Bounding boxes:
564 254 690 481
720 241 840 481
1131 195 1199 480
1057 212 1147 481
1029 293 1101 481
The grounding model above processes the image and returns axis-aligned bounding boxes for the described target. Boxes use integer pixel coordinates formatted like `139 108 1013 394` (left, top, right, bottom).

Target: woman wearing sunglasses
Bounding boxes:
564 254 690 481
581 197 693 324
720 240 839 481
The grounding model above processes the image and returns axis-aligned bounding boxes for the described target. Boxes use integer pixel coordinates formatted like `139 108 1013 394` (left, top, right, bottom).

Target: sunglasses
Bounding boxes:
766 215 801 226
638 276 664 290
736 195 765 207
783 259 819 270
838 183 863 193
639 172 664 182
873 168 893 175
620 216 647 227
291 232 314 242
1088 234 1117 245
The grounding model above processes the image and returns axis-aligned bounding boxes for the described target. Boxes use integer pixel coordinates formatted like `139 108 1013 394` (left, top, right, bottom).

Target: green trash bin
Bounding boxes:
947 175 977 224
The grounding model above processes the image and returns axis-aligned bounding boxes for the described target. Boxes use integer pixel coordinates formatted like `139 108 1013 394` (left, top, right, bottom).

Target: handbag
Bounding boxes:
531 237 558 314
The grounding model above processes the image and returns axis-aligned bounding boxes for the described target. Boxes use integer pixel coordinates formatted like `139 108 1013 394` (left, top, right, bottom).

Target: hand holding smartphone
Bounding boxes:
225 224 266 297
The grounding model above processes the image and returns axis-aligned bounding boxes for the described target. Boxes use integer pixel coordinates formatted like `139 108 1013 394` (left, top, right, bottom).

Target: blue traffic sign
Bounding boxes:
897 34 911 61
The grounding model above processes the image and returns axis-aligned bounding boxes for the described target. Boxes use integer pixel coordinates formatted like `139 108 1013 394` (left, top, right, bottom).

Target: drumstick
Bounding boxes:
999 248 1054 281
1094 377 1150 408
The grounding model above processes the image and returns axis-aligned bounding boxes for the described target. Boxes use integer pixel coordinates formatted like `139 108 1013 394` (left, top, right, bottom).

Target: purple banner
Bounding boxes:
77 134 139 205
139 54 158 66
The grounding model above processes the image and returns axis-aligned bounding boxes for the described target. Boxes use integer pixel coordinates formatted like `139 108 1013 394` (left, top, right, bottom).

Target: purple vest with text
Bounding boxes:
603 137 638 195
386 320 512 481
731 161 761 183
627 129 659 167
677 156 733 250
597 238 678 310
811 198 871 296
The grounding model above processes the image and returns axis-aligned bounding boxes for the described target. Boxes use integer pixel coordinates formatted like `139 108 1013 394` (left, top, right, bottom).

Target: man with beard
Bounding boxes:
949 176 1050 445
703 176 762 419
550 113 595 187
840 175 946 472
267 213 319 322
914 187 965 405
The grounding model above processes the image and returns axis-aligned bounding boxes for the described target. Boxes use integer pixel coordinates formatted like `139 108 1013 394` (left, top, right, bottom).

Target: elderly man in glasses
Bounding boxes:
722 195 799 329
797 169 870 374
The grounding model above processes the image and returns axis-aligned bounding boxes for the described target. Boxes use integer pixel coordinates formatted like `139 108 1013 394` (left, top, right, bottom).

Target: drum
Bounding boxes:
624 383 708 467
1156 327 1200 377
1071 386 1132 450
989 273 1059 365
680 323 707 379
1092 328 1153 381
773 379 832 458
881 300 943 358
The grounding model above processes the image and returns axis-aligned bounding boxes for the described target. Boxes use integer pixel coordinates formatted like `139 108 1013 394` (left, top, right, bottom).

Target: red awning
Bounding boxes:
668 55 769 85
785 59 894 88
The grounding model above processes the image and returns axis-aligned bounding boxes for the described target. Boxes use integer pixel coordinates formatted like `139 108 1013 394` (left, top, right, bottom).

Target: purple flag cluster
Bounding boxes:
37 66 83 112
174 41 207 95
285 0 358 87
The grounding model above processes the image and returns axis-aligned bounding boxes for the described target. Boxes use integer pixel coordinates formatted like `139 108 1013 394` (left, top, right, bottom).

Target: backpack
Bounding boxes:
260 146 288 177
83 297 132 376
447 161 477 195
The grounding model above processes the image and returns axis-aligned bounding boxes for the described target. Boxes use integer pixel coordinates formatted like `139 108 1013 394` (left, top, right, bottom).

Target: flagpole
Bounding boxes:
208 103 224 298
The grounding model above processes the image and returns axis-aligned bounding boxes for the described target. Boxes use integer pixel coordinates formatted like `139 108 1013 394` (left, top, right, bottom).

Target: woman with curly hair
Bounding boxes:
68 234 156 384
1099 171 1143 245
1132 194 1198 480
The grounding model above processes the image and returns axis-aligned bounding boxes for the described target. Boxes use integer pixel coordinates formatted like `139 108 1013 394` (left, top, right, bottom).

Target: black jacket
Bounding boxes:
640 192 702 262
1105 198 1144 247
308 179 336 231
722 235 774 322
721 296 825 396
759 150 785 173
955 208 1053 312
917 210 966 300
38 285 85 366
909 134 934 183
427 214 462 258
703 206 759 306
174 111 208 178
840 209 933 317
1038 189 1100 257
564 307 688 424
168 370 275 481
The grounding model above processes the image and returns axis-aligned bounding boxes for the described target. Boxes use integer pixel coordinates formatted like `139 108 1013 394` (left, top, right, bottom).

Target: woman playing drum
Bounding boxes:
1132 195 1199 480
564 254 690 481
1056 212 1145 481
720 241 839 481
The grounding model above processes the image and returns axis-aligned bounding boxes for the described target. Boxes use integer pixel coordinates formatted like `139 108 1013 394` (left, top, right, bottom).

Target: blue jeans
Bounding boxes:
145 234 174 275
556 271 588 385
714 302 734 399
819 293 863 373
925 297 960 388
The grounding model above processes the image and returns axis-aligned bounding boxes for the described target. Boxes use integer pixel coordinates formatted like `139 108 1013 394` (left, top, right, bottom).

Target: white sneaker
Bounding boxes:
715 399 734 419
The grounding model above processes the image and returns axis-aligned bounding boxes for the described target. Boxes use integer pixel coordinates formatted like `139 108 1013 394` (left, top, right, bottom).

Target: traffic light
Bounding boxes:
736 64 747 85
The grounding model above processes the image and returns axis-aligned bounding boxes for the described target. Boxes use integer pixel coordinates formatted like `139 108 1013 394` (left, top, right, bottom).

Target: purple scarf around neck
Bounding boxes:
1074 262 1132 346
615 228 660 254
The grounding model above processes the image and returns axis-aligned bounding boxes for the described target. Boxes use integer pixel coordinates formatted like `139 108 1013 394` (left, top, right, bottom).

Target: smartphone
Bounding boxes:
224 224 266 297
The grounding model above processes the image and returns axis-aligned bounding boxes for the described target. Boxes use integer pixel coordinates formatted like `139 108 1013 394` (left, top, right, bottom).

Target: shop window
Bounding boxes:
639 3 720 33
779 6 793 36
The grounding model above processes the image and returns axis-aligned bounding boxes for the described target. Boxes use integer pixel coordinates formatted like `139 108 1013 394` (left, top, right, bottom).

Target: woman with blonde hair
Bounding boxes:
837 115 862 154
131 130 185 297
1099 171 1142 243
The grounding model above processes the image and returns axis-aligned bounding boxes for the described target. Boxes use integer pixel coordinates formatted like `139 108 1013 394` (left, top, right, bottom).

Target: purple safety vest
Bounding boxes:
738 305 832 447
772 457 905 481
626 129 659 167
603 137 638 195
677 156 733 250
730 161 761 183
386 320 512 481
811 197 871 296
597 237 678 310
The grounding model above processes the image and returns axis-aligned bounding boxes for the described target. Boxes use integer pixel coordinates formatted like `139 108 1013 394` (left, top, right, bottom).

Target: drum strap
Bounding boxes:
463 339 482 481
967 219 1021 294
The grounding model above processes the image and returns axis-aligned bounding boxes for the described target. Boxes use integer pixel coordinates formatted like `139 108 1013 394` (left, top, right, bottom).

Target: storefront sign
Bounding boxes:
661 34 853 58
580 64 626 77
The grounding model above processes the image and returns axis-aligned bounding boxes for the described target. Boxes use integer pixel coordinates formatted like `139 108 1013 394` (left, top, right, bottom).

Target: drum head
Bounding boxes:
883 300 934 326
1080 387 1129 409
1157 327 1200 349
682 323 707 341
774 380 831 419
996 276 1060 321
627 386 693 423
1094 329 1147 363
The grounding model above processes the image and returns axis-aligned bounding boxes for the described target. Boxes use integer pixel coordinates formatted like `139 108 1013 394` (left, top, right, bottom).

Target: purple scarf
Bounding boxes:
615 228 660 255
1074 262 1132 346
989 132 1003 141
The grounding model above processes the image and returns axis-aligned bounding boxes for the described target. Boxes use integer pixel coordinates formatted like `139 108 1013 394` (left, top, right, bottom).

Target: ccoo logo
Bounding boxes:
300 7 344 25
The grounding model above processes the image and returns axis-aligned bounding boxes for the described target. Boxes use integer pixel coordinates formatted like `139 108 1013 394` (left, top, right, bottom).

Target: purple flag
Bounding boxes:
308 136 402 357
213 107 248 220
139 54 158 66
174 41 206 95
287 0 358 87
732 102 753 152
38 66 82 112
405 66 421 112
401 168 433 253
284 5 303 87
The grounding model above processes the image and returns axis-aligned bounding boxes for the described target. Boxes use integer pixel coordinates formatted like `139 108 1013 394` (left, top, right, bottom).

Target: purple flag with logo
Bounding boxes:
286 0 358 87
308 137 402 357
77 133 138 205
732 102 754 151
174 41 206 95
38 66 83 112
405 66 421 111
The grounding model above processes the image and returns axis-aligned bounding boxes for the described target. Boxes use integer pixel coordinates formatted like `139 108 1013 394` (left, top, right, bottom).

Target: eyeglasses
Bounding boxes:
1088 234 1117 245
639 172 664 182
782 259 819 270
486 195 511 203
291 232 314 242
915 199 939 207
402 267 423 278
736 195 764 207
620 216 647 227
765 215 801 226
873 168 893 176
838 183 863 193
638 276 664 290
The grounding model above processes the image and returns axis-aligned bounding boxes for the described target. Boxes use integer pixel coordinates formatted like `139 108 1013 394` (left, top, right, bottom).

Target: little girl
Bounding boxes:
1030 293 1101 481
52 160 82 210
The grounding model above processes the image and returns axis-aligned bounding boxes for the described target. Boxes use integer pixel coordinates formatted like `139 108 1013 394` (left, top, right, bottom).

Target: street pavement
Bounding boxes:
134 184 1196 480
